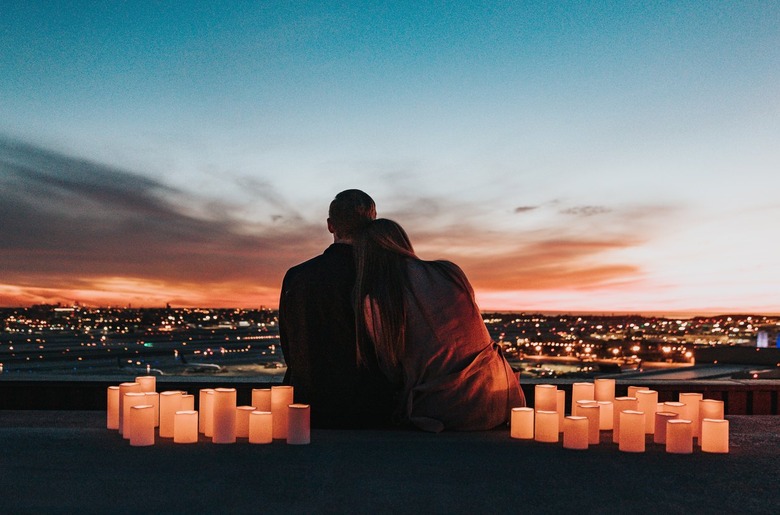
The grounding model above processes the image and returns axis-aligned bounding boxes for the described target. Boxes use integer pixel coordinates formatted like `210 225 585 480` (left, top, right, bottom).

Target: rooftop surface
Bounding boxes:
1 411 778 514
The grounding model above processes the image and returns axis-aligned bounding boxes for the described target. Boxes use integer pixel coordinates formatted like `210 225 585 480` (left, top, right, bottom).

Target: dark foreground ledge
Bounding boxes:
0 411 778 514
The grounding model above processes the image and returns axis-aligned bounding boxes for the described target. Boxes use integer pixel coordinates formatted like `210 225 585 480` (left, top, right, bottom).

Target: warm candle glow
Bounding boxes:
619 410 645 453
594 378 615 402
271 385 294 439
199 389 215 436
287 404 311 445
563 416 589 450
597 401 613 430
574 399 597 417
249 411 273 444
701 418 729 453
510 407 534 439
534 384 558 412
122 392 147 440
698 400 724 441
251 388 272 412
679 392 703 439
666 419 693 454
213 387 237 444
653 411 678 444
636 390 659 434
173 410 198 444
663 401 686 418
612 397 638 444
557 390 566 432
118 382 142 435
627 386 647 398
571 382 595 406
534 410 559 443
106 386 119 430
135 375 156 393
159 391 183 438
181 394 195 411
579 404 600 445
128 404 155 447
236 406 255 439
144 391 160 427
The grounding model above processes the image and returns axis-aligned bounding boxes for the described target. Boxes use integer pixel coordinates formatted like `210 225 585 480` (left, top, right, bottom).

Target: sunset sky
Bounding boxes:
2 2 779 314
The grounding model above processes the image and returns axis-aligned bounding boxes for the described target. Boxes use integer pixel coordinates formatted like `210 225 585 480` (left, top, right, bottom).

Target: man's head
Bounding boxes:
327 189 376 243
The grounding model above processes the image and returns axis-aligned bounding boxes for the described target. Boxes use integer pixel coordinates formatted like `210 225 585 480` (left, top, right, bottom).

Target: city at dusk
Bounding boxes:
2 2 779 315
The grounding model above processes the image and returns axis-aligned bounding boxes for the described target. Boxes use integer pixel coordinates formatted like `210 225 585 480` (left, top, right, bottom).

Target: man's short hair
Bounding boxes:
329 189 376 239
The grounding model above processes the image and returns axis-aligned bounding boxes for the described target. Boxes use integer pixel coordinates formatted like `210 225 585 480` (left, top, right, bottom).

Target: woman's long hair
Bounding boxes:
354 219 417 369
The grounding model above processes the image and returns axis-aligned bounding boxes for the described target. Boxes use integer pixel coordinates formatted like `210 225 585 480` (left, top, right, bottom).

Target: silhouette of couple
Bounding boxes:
279 190 525 432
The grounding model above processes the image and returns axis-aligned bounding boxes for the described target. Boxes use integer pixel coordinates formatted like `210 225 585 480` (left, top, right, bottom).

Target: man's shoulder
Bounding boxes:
283 244 353 283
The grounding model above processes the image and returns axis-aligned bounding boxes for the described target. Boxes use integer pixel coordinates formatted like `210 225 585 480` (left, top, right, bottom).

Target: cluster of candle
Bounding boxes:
106 376 311 447
511 379 729 454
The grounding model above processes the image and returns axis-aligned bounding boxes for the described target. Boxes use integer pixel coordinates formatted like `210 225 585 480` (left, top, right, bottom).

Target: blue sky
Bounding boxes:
1 1 779 313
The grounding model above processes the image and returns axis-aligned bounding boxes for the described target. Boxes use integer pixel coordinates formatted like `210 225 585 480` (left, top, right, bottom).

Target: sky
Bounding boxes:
1 1 779 315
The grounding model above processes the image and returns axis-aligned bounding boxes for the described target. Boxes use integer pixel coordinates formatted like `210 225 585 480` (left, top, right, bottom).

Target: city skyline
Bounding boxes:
2 2 779 314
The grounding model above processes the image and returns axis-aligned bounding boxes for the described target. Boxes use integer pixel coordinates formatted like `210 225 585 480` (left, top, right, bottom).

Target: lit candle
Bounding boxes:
251 388 272 411
619 410 645 453
594 378 615 402
159 391 183 438
663 401 686 417
271 385 294 439
557 390 566 432
128 404 155 447
144 391 160 427
612 397 638 444
135 375 156 393
534 384 557 412
287 404 311 445
571 382 595 406
173 410 198 444
666 419 693 454
574 399 597 417
181 394 195 411
213 387 237 444
653 411 678 444
627 386 647 398
701 418 729 453
534 410 558 443
679 392 703 439
122 392 147 440
107 386 120 430
249 411 273 444
636 390 659 434
698 400 724 441
199 389 215 436
563 416 589 450
118 382 142 435
597 401 613 430
579 404 600 445
236 406 255 439
510 407 534 439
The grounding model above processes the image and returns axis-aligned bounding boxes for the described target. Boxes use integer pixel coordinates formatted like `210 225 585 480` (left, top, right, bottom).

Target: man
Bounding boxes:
279 189 394 428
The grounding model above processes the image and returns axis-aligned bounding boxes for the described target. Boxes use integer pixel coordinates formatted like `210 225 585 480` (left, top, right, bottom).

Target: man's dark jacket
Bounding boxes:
279 243 394 428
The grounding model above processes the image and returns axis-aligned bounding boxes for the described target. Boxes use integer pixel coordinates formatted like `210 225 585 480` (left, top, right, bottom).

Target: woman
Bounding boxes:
354 219 525 432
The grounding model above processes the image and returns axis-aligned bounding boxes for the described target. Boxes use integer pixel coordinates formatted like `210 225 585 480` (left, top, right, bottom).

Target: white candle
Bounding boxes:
249 411 273 444
199 389 215 436
107 386 120 430
144 391 160 427
619 410 645 453
271 385 294 439
597 401 613 430
701 418 729 453
122 392 147 440
534 384 557 412
627 386 646 398
666 419 693 454
534 410 558 443
181 394 195 411
663 401 686 417
594 378 615 402
653 411 678 444
213 387 237 444
563 416 589 450
574 399 597 417
571 382 595 406
135 375 156 393
236 406 255 439
510 407 534 439
287 404 311 445
557 390 566 432
579 404 600 445
251 388 272 411
118 382 142 435
679 392 703 439
128 404 155 447
173 410 198 444
612 397 638 443
698 400 724 441
636 390 659 434
159 391 183 438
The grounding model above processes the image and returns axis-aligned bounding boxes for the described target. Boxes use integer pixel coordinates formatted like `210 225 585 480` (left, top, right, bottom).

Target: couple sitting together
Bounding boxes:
279 190 525 432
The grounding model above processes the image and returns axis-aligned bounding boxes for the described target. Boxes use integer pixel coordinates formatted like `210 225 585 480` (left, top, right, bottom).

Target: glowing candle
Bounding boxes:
679 393 703 439
619 410 645 453
534 384 557 412
159 391 183 438
236 406 255 438
213 387 237 444
128 404 155 447
597 401 613 430
287 404 311 445
663 401 686 417
251 388 272 411
181 394 195 411
122 392 147 440
563 416 589 450
653 411 678 444
249 411 273 444
666 419 693 454
571 383 595 406
118 382 142 435
173 410 198 444
271 385 294 439
534 410 558 443
636 390 659 434
627 386 646 398
199 389 215 436
107 386 120 430
701 418 729 453
135 375 156 393
594 378 615 402
579 404 601 445
612 397 638 443
144 391 160 427
510 407 534 439
574 399 597 417
557 390 566 432
698 400 724 441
